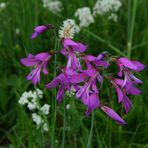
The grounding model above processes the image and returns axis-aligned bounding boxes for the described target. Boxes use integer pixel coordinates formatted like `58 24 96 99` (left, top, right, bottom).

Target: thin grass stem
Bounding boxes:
62 99 66 148
127 0 137 58
87 111 95 148
84 29 126 56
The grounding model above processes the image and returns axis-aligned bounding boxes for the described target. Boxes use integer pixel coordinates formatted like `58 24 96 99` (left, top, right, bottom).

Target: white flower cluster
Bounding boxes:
59 19 80 39
19 89 43 109
42 0 63 14
75 7 95 28
19 89 50 132
66 87 76 97
0 2 6 9
32 113 49 132
93 0 122 21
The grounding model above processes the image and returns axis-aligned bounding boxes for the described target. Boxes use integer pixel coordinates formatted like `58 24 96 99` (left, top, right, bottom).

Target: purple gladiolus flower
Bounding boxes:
76 55 107 115
32 24 54 39
85 93 100 116
115 57 145 101
111 76 143 113
61 39 87 70
83 52 109 69
101 105 126 125
21 52 51 84
117 57 145 77
46 68 88 102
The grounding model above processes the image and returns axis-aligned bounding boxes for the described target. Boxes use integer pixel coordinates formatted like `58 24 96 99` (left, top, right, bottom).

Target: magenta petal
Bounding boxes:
60 49 67 56
75 42 87 52
35 52 50 61
125 81 141 95
70 73 88 83
130 74 143 84
96 52 107 60
32 25 54 39
63 39 87 52
57 85 65 102
85 55 96 61
32 32 40 39
101 106 126 125
46 73 64 89
21 58 37 67
64 39 77 48
94 60 109 68
113 78 124 87
83 69 97 77
88 93 100 109
112 81 123 102
122 95 133 114
43 62 49 74
76 82 90 99
118 57 137 70
132 61 145 71
27 67 41 84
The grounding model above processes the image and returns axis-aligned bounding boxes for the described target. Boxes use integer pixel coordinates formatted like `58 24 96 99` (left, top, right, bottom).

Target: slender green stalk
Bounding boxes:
51 34 58 148
132 41 148 50
87 111 95 148
127 0 137 58
62 99 66 148
84 29 126 56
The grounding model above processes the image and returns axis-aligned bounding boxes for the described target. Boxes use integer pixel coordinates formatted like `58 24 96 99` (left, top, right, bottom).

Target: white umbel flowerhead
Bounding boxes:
42 0 63 14
0 2 6 9
32 113 43 126
93 0 122 18
40 104 50 115
18 89 43 110
59 19 80 39
75 7 95 28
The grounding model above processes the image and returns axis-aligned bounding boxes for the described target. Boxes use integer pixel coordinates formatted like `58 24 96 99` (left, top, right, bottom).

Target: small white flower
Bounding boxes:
0 2 6 9
32 113 43 126
59 19 80 39
36 88 43 99
108 13 118 22
43 0 63 14
19 91 29 105
75 7 94 28
66 87 76 97
27 102 37 110
43 123 49 132
40 104 50 115
15 28 20 35
66 104 71 110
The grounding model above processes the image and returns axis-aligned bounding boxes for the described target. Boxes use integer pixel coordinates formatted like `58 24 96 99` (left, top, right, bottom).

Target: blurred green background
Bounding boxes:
0 0 148 147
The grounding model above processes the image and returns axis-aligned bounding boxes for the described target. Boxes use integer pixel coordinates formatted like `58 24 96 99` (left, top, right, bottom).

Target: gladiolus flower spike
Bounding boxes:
20 23 145 125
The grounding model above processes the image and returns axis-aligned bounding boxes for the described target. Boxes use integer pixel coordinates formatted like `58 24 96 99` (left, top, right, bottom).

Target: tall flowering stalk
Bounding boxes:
20 19 145 146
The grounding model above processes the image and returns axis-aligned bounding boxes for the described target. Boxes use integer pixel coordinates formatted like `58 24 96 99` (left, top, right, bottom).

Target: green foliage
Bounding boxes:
0 0 148 147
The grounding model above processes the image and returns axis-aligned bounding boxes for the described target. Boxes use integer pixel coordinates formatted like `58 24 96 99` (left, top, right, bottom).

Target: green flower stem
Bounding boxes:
51 36 58 148
62 99 66 148
84 29 126 57
87 111 95 148
127 0 137 58
132 41 148 50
